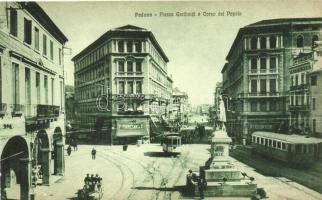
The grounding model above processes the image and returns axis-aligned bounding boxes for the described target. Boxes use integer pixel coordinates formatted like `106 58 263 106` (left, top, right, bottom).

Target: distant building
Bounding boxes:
221 18 322 143
168 87 189 125
72 25 172 144
0 2 68 199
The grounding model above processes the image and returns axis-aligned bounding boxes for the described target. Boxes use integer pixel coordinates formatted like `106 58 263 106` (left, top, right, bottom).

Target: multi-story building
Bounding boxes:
221 18 322 143
309 41 322 137
0 2 68 199
72 25 172 144
168 87 189 125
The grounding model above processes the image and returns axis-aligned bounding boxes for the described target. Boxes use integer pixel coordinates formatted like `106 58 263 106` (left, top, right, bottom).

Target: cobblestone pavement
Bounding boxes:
6 144 322 200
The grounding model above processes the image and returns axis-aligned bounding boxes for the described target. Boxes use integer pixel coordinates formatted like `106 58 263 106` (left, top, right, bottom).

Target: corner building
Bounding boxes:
221 18 322 143
72 25 172 144
0 2 68 199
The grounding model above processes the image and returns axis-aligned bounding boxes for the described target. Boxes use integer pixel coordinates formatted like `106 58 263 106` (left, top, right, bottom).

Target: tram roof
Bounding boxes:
252 131 322 144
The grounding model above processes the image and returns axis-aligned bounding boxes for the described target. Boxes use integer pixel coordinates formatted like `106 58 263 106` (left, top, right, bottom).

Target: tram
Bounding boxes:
252 131 322 166
161 132 182 153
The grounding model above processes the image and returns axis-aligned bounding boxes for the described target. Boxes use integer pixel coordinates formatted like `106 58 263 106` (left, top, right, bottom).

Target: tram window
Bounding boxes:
265 139 268 146
303 145 307 153
308 144 313 153
269 139 272 147
295 144 302 153
252 136 255 143
260 138 264 145
277 142 281 149
256 137 260 144
282 143 286 150
273 140 276 148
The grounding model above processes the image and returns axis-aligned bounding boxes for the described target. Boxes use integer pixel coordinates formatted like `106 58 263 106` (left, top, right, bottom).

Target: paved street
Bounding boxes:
6 144 322 200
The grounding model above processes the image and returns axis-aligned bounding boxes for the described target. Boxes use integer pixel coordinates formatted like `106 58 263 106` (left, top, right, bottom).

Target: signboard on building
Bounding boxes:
115 118 149 137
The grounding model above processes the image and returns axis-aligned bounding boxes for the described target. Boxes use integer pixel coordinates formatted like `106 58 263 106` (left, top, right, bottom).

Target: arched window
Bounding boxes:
296 35 304 48
270 36 277 48
260 37 266 49
250 37 257 49
312 35 319 47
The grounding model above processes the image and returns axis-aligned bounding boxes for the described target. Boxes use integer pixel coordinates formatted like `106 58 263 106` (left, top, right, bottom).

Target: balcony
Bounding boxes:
289 84 308 91
249 69 277 75
289 105 310 111
0 103 7 117
115 72 144 77
12 104 24 116
25 104 60 119
239 92 280 98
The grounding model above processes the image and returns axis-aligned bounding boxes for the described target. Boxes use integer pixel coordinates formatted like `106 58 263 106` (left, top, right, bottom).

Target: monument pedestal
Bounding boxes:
198 128 257 197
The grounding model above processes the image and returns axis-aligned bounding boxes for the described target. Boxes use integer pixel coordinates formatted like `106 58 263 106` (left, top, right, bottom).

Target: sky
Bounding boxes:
39 0 322 106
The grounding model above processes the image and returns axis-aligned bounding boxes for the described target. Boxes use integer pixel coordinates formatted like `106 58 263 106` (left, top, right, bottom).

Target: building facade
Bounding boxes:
0 2 68 199
72 25 172 144
221 18 322 143
168 87 189 125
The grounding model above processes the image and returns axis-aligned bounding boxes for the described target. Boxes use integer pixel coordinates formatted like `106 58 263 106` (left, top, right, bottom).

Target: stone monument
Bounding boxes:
199 95 257 197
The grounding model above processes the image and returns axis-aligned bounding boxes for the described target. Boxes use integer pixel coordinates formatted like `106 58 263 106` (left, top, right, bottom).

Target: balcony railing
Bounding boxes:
117 110 145 115
115 72 143 76
289 84 308 91
0 103 7 117
239 92 280 98
25 104 60 118
289 105 310 111
250 69 278 74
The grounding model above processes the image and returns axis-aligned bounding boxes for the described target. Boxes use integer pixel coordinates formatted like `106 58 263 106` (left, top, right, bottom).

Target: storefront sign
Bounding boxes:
115 118 148 137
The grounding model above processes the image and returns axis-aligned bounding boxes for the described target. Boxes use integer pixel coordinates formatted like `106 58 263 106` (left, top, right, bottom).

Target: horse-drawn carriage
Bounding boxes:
77 174 103 200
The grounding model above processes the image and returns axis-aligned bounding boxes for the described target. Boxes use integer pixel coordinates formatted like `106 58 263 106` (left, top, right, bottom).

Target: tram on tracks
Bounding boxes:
161 132 182 153
251 131 322 166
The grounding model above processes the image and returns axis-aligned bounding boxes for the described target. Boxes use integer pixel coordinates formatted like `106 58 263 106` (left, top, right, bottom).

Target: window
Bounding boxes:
59 48 62 65
295 74 299 86
260 58 266 71
260 100 267 111
127 61 133 73
127 41 133 52
10 8 18 36
251 80 257 93
260 79 266 93
251 58 257 72
44 75 48 104
24 18 32 45
34 27 39 50
295 144 301 153
269 139 272 146
118 41 124 52
12 63 20 105
296 35 304 48
119 82 125 94
270 79 276 92
251 101 257 112
312 98 316 110
270 36 277 48
127 81 133 94
291 76 294 86
256 137 260 143
312 35 319 47
311 76 317 86
118 61 124 72
50 41 54 60
269 57 276 71
136 61 142 73
270 101 277 111
36 72 40 104
135 42 142 52
43 34 47 56
260 37 266 49
136 81 142 94
282 143 286 150
301 73 305 84
260 138 264 144
277 142 281 149
250 37 257 49
273 140 276 148
51 78 54 105
313 119 316 134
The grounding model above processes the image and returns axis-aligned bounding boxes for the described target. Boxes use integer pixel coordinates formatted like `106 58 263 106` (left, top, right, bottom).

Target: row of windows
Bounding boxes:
118 81 142 94
248 36 278 50
77 63 108 84
289 94 310 107
250 100 280 112
250 79 277 93
249 57 278 72
117 41 142 53
290 72 307 86
117 60 142 73
76 81 106 100
296 35 319 48
9 8 62 65
252 136 287 151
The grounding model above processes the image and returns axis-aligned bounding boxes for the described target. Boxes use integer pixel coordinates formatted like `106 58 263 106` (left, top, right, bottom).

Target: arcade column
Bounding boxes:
41 148 51 185
19 158 31 200
54 142 64 175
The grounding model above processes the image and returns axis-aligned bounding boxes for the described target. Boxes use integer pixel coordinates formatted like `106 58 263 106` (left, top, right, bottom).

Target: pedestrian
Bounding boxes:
91 147 96 160
186 169 196 196
67 145 72 156
197 177 207 199
73 139 78 151
84 173 90 185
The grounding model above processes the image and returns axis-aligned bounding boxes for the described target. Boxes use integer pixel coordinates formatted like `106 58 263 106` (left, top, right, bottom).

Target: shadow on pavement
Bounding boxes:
143 152 180 157
133 185 195 198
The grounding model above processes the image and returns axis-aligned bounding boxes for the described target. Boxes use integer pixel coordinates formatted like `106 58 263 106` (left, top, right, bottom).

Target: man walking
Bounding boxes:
91 147 96 160
198 177 207 199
